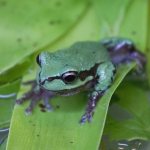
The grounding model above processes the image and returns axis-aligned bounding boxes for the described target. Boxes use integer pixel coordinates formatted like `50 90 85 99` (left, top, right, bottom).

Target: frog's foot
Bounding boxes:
24 96 53 115
16 81 54 114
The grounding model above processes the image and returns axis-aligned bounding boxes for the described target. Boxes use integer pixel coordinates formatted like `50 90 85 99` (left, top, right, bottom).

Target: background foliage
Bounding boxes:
0 0 149 149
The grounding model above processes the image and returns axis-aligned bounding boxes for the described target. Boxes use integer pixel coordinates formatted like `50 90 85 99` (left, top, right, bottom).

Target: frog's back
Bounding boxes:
48 41 110 73
70 41 109 62
64 41 109 70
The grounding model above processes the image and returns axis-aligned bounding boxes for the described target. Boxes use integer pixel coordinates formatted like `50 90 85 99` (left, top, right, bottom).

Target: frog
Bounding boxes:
16 37 146 124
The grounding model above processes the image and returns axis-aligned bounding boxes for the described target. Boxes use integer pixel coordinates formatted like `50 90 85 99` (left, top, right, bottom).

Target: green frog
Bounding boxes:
16 37 146 123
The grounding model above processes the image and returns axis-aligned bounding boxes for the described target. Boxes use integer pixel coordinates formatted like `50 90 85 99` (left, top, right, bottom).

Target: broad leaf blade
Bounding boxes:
7 64 135 150
0 79 21 128
0 0 88 74
94 0 148 51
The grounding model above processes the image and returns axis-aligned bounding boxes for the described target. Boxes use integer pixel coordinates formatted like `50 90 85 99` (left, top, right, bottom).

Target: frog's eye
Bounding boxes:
36 54 41 66
62 71 78 84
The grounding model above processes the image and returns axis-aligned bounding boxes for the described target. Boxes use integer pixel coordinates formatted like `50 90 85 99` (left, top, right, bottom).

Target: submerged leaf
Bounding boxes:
0 79 21 128
0 137 7 150
104 81 150 140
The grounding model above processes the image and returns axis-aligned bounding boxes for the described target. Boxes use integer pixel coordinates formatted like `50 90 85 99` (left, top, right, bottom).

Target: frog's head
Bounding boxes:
36 51 94 92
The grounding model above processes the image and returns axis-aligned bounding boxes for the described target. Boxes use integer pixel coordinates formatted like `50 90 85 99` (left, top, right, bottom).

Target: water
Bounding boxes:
101 137 150 150
0 128 9 146
0 92 16 146
0 93 16 99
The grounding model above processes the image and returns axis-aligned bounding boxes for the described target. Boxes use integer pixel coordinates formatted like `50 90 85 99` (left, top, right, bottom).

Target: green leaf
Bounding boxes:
1 0 148 149
0 79 21 128
104 81 150 140
0 0 89 74
0 58 32 85
94 0 148 51
6 64 135 150
47 3 100 51
146 1 150 84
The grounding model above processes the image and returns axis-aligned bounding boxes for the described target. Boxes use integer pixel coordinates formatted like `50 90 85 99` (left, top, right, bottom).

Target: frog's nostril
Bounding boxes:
47 77 53 82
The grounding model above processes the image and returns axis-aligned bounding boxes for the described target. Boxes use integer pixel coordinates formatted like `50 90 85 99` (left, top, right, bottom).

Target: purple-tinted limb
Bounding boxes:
80 91 103 124
101 38 146 71
16 80 54 114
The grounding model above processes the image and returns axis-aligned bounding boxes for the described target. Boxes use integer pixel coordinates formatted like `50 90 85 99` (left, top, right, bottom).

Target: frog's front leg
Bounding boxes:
80 62 116 124
16 80 54 114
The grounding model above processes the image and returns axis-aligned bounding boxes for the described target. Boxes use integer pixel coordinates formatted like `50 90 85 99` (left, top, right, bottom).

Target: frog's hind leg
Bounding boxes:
101 38 146 71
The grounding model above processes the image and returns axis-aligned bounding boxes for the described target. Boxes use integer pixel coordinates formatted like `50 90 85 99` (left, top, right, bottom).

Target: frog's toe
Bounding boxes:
87 112 94 123
45 104 53 112
16 99 23 105
24 97 39 115
43 97 53 112
16 91 33 105
80 114 87 124
16 96 29 105
25 107 33 115
80 111 94 124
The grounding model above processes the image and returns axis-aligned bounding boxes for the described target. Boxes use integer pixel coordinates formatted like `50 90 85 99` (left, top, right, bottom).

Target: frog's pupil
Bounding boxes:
64 75 75 82
62 72 77 83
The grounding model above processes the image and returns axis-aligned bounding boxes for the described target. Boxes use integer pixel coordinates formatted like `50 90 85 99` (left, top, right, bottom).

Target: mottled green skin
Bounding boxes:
38 41 115 91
